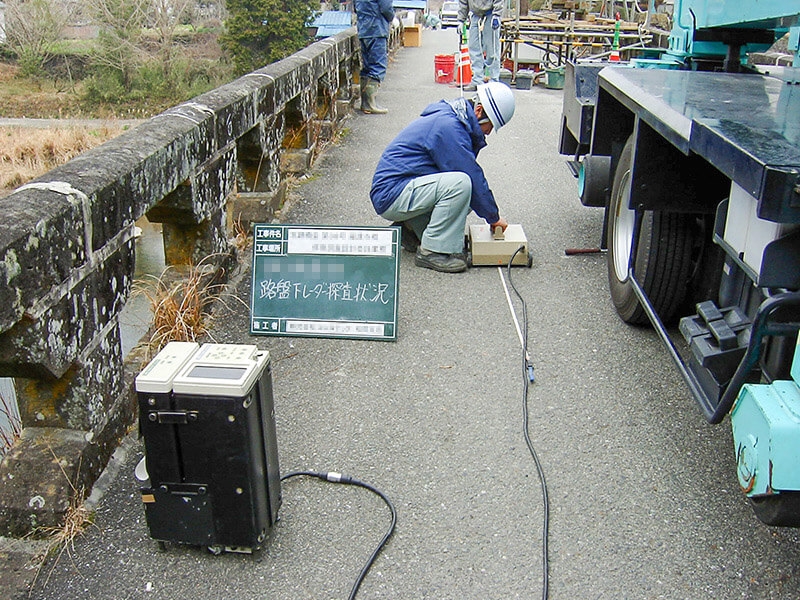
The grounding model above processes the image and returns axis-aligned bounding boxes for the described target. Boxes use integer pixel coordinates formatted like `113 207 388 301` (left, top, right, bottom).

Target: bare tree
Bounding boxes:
83 0 150 91
3 0 74 76
148 0 197 83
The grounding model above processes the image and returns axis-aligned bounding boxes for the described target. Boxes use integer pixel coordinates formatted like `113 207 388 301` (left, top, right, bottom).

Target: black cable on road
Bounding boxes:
280 470 397 600
506 247 550 600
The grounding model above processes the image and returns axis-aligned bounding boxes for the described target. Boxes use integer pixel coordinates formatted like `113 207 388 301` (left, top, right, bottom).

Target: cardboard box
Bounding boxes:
403 24 422 47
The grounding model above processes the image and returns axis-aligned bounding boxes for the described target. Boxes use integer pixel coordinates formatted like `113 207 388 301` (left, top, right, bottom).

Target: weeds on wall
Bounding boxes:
0 390 22 457
133 254 247 361
231 213 252 253
29 447 96 594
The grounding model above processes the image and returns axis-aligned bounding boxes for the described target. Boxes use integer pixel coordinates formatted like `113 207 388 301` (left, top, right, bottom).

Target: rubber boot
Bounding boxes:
359 78 368 112
362 78 388 114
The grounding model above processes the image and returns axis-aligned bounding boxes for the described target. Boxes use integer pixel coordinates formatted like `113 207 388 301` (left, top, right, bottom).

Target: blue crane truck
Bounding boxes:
558 0 800 526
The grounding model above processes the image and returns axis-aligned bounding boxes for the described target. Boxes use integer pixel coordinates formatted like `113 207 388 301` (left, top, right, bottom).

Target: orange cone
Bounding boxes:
456 44 472 85
609 16 621 62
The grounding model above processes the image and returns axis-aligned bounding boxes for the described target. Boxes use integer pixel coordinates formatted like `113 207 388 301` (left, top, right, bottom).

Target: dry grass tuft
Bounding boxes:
0 390 22 457
29 448 97 594
37 492 95 563
231 213 252 252
0 63 19 83
0 125 125 191
133 255 247 361
136 267 212 358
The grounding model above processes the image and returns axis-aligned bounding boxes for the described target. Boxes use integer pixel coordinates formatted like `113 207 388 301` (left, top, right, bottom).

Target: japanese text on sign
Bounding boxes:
259 280 392 304
250 224 400 341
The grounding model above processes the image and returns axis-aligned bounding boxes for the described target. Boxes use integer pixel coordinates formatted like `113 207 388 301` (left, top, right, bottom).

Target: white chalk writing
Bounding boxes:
259 279 391 305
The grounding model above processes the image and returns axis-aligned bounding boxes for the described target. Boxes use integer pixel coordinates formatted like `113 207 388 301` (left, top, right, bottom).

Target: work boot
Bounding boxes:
391 221 420 252
415 248 467 273
359 78 367 111
362 78 388 114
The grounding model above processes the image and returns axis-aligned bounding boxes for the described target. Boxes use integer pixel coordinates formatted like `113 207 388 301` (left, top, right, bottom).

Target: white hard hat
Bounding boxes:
476 81 515 131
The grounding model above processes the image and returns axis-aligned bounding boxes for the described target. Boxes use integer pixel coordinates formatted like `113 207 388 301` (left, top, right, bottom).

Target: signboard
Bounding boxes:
250 224 400 341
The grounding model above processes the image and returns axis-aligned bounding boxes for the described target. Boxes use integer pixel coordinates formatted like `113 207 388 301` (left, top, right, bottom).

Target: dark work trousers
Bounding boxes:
360 37 389 81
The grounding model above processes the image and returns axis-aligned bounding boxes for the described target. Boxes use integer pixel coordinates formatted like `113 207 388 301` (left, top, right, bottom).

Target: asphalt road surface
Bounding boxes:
13 28 800 600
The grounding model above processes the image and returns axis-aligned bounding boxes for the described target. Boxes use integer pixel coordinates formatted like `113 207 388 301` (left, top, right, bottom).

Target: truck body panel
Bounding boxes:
596 67 800 223
557 0 800 525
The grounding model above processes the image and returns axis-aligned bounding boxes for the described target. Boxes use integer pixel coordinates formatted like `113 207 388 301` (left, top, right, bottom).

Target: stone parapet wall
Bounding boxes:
0 27 375 537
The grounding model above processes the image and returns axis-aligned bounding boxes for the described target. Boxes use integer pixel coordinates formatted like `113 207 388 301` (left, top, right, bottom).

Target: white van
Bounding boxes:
440 2 460 28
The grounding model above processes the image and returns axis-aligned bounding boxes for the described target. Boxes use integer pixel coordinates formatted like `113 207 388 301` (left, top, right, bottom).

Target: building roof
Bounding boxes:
310 11 353 38
394 0 427 9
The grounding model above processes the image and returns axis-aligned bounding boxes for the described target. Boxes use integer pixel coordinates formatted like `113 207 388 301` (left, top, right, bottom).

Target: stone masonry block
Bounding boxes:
333 27 357 52
193 80 262 150
147 149 235 227
0 366 135 541
146 180 194 224
14 321 126 432
229 181 288 231
281 148 313 174
251 76 277 122
0 187 86 334
0 240 133 380
161 207 234 267
261 56 314 110
38 118 211 253
0 427 92 538
335 96 353 118
155 103 217 166
126 119 217 210
193 149 238 220
316 119 336 141
296 42 337 81
237 120 283 194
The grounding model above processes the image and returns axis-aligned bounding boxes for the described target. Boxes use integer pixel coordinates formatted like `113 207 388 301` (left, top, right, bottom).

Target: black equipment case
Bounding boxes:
135 342 281 553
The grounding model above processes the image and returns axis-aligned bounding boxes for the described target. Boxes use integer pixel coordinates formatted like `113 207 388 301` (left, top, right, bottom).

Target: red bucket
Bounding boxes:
434 54 455 84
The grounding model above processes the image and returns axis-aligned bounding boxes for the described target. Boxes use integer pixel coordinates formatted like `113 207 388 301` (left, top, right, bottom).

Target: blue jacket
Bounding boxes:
355 0 394 39
370 98 500 224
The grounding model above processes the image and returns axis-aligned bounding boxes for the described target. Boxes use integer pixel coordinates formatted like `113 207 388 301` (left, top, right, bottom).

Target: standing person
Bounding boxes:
355 0 395 114
457 0 503 91
370 82 515 273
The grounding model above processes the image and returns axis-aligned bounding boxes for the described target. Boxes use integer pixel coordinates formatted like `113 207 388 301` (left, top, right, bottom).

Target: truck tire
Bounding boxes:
606 136 695 325
578 154 612 207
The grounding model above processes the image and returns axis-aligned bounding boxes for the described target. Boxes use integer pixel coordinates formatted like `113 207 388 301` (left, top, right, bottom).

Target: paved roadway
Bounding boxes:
18 28 800 600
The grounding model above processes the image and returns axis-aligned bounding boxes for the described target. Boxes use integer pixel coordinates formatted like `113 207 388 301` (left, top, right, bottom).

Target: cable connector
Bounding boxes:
322 471 354 484
527 362 536 383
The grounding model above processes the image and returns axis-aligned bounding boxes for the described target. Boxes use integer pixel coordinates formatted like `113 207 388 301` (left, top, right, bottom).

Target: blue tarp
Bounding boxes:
393 0 427 10
311 5 428 39
310 11 353 38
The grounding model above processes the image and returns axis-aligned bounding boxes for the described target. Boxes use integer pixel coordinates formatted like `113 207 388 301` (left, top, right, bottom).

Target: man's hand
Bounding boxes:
492 15 501 29
490 217 508 232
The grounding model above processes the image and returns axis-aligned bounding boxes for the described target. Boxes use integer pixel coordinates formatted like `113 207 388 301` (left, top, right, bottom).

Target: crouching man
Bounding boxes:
370 82 515 273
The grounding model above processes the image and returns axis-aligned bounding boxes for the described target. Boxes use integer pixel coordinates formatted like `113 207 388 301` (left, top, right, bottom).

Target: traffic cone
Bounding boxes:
456 44 472 85
609 15 621 62
456 23 472 86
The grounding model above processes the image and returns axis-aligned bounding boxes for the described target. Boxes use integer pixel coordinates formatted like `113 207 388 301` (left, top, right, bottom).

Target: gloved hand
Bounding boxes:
492 15 500 29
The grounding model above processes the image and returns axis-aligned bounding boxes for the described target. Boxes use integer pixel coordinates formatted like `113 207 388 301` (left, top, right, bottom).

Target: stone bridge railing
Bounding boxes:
0 26 399 537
